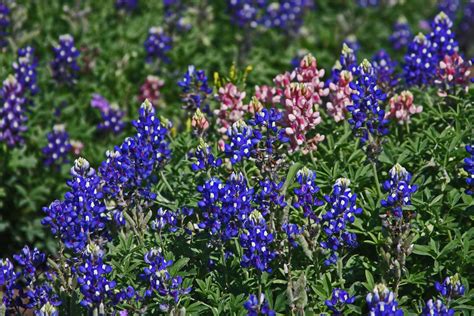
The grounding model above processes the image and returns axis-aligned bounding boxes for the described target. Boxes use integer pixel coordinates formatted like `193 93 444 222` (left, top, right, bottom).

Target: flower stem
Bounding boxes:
372 162 382 200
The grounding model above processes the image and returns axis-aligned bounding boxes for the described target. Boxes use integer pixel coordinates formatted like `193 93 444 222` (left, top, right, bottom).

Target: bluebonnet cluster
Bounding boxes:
0 75 27 147
0 246 60 314
178 65 213 114
403 33 437 86
0 2 10 48
429 12 458 60
366 284 403 316
438 0 460 21
464 145 474 195
239 210 276 272
256 178 286 215
75 249 119 308
224 120 262 164
292 167 323 221
329 43 357 84
347 59 388 151
190 139 222 171
371 50 398 91
115 0 138 12
390 18 411 50
460 1 474 33
141 249 191 308
281 222 302 248
197 173 254 242
144 27 172 64
243 293 275 316
99 100 171 200
51 34 80 85
151 208 178 232
42 124 72 167
13 46 39 99
227 0 313 33
325 288 355 315
343 35 360 55
435 275 465 300
381 163 417 218
421 299 454 316
91 94 125 135
320 178 362 265
42 158 108 253
248 108 288 155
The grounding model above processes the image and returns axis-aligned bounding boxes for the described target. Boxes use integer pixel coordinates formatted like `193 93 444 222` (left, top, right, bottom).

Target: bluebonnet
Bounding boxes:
243 293 275 316
224 120 262 164
435 275 465 300
42 158 108 253
347 59 388 154
76 250 118 308
390 18 412 50
343 35 360 55
190 139 222 171
151 208 178 232
1 247 60 313
51 34 80 85
329 43 357 84
42 124 72 167
464 145 474 195
0 2 10 48
281 222 303 248
100 100 171 200
141 249 191 307
0 75 27 147
325 288 355 315
227 0 313 33
438 0 460 21
144 27 172 63
13 46 39 98
429 12 458 60
293 167 323 221
381 164 417 218
197 173 254 242
248 108 288 155
91 94 125 135
366 284 403 316
115 0 138 12
460 1 474 33
371 50 399 91
256 178 286 215
239 210 276 272
403 33 437 86
178 65 213 114
320 178 362 265
421 299 454 316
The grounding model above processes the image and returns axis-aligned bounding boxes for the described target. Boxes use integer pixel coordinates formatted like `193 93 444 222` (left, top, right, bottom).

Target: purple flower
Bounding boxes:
178 65 213 115
403 33 437 86
42 124 72 167
144 27 172 64
438 0 460 21
348 60 388 152
366 284 403 316
91 94 125 135
325 288 355 315
293 167 324 221
381 164 417 218
429 12 458 60
421 298 454 316
390 18 412 51
115 0 138 12
0 75 27 147
371 50 398 92
224 120 262 164
243 293 275 316
51 34 80 85
239 210 276 272
435 275 465 300
0 2 10 48
190 140 222 172
320 178 362 265
13 46 39 99
464 145 474 195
